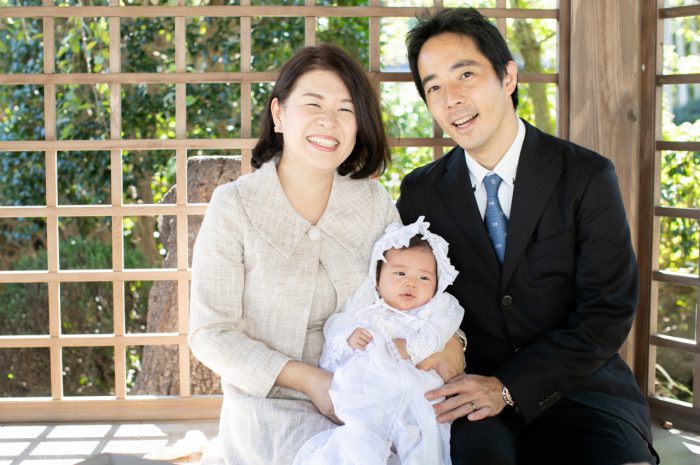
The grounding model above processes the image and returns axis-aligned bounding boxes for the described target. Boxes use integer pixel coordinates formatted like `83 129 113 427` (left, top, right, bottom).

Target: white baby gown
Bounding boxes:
293 217 464 465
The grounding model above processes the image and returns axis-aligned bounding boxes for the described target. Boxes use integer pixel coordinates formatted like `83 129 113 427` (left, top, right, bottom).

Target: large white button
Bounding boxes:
308 227 321 240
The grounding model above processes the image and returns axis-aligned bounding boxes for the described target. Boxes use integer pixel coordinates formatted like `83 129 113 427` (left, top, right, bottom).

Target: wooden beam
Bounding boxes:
0 397 222 422
0 204 208 218
570 0 642 369
0 6 559 19
0 334 187 349
0 270 191 284
0 71 557 85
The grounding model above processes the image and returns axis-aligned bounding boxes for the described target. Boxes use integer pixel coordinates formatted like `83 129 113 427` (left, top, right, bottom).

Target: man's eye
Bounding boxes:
426 85 440 94
460 71 473 79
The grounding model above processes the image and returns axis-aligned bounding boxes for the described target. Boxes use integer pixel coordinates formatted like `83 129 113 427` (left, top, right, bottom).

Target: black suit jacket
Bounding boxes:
397 120 652 443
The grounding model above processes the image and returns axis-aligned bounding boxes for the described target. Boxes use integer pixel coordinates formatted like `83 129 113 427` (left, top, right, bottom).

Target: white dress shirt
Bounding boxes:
465 118 526 220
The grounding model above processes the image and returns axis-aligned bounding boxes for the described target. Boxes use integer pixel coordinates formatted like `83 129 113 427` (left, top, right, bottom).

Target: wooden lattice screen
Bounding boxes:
639 2 700 432
0 2 566 422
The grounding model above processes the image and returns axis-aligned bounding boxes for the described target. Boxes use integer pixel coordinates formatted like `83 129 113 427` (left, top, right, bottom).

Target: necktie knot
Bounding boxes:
483 173 507 265
484 173 503 197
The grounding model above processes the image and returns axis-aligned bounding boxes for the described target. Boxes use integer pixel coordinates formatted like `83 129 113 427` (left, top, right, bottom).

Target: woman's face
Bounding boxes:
271 69 358 175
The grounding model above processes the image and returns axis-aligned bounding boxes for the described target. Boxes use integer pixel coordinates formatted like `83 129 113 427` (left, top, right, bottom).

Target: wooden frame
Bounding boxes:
637 2 700 433
0 3 566 421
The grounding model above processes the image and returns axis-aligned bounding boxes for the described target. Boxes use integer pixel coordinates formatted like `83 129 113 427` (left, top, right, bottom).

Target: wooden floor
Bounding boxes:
0 420 698 464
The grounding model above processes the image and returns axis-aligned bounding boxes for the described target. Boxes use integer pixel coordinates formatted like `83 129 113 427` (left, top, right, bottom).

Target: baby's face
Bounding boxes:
377 246 437 311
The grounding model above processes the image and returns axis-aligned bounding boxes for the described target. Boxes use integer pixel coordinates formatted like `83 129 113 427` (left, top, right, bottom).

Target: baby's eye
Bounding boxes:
306 103 321 108
420 276 431 281
395 271 405 276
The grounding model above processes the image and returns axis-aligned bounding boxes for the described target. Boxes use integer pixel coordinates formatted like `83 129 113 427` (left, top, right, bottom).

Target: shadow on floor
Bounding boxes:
0 420 697 464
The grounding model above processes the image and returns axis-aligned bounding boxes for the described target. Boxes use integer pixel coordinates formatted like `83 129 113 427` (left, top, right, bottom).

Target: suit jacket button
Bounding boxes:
501 295 513 306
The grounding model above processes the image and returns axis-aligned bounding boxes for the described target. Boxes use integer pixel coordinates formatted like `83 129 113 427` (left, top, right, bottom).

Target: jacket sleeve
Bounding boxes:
495 160 639 422
319 309 360 372
188 185 291 398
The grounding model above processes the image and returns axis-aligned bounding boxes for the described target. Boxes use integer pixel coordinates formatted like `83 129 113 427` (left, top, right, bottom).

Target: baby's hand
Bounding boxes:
392 338 410 360
347 327 373 350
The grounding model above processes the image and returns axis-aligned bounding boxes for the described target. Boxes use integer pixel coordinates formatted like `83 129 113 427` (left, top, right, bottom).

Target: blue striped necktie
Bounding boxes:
484 174 508 264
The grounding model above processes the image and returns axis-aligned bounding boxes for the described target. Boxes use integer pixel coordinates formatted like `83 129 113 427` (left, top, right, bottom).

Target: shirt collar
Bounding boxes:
465 118 525 190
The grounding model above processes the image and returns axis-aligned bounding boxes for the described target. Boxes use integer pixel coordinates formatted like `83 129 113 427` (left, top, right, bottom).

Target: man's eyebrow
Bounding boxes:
420 59 479 88
301 92 353 104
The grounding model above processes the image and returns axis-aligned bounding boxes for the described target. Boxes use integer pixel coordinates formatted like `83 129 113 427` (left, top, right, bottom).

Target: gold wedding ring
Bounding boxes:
470 400 477 413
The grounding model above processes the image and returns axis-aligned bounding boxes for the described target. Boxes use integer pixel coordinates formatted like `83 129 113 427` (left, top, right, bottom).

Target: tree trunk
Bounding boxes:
130 156 241 395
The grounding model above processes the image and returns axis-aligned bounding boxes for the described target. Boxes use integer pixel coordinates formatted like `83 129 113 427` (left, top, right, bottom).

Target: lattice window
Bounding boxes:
641 0 700 431
0 1 566 421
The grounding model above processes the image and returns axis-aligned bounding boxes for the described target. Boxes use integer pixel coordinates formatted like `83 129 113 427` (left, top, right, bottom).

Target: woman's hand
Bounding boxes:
304 368 342 424
275 361 342 424
416 335 465 381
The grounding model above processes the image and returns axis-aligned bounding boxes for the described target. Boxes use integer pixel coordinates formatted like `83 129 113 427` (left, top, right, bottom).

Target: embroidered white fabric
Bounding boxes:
295 218 465 465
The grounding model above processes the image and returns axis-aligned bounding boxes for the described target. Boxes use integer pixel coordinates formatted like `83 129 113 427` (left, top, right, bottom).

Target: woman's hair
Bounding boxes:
252 44 390 179
376 235 434 279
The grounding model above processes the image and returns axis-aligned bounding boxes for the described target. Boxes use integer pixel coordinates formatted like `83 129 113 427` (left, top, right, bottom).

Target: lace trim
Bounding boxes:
369 216 458 297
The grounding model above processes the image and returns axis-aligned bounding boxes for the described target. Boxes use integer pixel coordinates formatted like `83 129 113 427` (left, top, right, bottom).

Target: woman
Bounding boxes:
188 44 400 465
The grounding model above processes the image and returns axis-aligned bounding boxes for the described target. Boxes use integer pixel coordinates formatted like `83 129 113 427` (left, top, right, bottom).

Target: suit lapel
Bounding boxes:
502 122 562 289
436 147 501 280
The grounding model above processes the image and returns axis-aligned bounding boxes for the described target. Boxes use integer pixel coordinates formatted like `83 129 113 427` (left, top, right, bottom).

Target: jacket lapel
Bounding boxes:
239 160 375 258
238 160 310 258
501 122 562 289
436 147 501 280
317 170 374 252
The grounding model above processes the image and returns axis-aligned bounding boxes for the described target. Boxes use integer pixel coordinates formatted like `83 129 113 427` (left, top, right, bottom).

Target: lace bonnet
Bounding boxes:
369 216 458 298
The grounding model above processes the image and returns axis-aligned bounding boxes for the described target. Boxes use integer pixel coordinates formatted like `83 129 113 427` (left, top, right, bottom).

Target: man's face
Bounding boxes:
417 32 518 165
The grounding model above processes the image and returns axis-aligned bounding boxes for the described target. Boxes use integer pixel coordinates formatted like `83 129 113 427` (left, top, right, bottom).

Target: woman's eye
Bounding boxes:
339 107 354 113
306 103 321 108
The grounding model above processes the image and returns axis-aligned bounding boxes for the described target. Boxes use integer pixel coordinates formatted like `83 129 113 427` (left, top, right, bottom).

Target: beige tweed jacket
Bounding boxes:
189 159 399 465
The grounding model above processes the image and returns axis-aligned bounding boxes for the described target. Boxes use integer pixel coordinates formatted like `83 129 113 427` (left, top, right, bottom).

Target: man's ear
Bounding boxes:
503 61 518 96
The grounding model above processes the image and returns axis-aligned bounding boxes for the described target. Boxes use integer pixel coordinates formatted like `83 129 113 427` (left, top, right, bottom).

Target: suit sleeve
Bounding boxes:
405 295 465 365
496 160 639 422
188 186 291 398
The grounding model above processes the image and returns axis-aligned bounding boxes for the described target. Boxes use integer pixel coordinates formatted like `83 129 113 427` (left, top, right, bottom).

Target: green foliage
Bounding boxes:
0 239 151 396
1 4 696 405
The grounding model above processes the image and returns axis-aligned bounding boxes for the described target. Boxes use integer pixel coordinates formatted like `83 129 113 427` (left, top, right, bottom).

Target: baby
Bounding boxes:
294 216 464 465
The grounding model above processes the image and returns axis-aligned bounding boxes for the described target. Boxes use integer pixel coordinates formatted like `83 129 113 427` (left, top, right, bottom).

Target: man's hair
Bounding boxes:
376 235 434 279
406 7 519 109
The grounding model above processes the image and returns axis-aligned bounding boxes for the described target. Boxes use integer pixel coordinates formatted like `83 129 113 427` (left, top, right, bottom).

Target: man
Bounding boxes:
397 8 658 465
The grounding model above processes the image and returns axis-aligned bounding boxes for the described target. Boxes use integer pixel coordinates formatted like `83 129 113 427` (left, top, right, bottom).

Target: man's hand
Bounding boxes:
416 335 464 381
426 373 506 423
347 327 373 350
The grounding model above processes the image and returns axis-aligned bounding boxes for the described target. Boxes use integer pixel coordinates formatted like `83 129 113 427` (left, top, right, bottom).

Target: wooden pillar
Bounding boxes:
569 0 643 369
